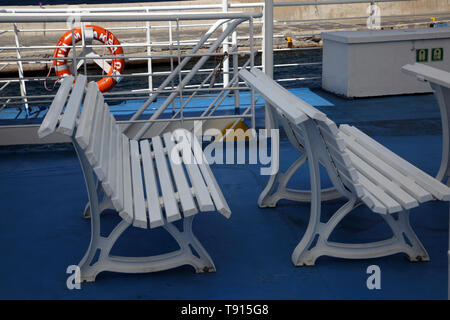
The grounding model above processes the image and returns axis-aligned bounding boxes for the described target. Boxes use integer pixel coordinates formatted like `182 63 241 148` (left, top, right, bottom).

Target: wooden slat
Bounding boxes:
339 170 365 199
402 63 450 89
100 114 115 197
347 150 419 210
83 94 104 165
360 191 387 215
107 120 119 205
57 75 87 136
91 95 106 164
74 82 99 148
239 68 309 124
112 130 124 212
317 118 339 136
140 139 164 228
93 104 110 181
319 125 345 151
152 136 181 222
335 161 359 182
340 124 450 201
129 140 147 229
119 135 134 224
174 131 215 212
357 172 402 213
163 132 198 216
323 140 352 168
180 129 231 217
250 67 327 121
38 75 74 138
340 130 433 203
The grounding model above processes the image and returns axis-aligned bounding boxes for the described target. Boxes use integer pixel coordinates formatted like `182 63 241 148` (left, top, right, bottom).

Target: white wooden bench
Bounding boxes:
38 75 231 282
240 67 450 266
402 63 450 183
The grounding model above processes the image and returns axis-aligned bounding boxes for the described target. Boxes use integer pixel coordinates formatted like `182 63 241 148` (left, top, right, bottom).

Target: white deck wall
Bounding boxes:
322 28 450 97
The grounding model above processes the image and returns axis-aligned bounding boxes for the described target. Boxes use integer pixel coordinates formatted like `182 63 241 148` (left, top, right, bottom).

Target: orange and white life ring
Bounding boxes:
53 25 124 92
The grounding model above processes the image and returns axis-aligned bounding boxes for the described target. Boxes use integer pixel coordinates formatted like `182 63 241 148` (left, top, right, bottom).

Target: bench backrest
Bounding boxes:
38 75 126 215
402 63 450 89
239 67 362 197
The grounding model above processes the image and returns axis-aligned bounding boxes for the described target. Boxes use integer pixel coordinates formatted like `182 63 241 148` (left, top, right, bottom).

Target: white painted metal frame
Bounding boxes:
402 63 450 184
240 67 450 265
402 63 450 299
38 75 231 282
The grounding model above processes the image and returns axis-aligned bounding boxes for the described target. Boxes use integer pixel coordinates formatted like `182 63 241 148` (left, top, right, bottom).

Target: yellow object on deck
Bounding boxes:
216 120 251 141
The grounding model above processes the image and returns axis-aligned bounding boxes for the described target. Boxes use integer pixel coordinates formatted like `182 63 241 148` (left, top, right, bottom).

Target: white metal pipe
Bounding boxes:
1 0 410 13
263 0 273 130
122 19 231 133
132 18 246 140
0 12 262 23
222 0 230 88
145 9 153 93
13 23 29 115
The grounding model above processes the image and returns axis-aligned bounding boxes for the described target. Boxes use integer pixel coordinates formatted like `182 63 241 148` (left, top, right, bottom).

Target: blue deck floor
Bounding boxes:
0 89 448 299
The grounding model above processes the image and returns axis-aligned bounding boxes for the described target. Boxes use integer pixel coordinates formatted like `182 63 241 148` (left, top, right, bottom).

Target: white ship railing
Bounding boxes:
0 0 448 132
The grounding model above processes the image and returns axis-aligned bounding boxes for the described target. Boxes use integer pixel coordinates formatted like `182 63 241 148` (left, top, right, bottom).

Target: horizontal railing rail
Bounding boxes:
1 0 448 130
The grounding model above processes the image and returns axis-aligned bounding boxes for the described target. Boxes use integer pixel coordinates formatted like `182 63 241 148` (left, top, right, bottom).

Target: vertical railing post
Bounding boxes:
168 20 176 113
81 22 88 76
13 22 29 116
249 17 255 131
71 28 77 77
176 18 184 123
222 0 230 87
146 8 153 94
263 0 274 130
232 31 240 114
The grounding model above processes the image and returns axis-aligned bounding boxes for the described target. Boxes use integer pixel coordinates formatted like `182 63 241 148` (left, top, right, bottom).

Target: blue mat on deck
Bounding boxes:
0 90 448 299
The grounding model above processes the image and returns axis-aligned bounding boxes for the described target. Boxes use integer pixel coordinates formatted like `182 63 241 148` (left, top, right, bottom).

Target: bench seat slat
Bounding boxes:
140 139 164 228
130 140 148 229
106 124 118 201
74 82 99 148
152 136 181 223
347 150 419 210
356 173 402 213
111 127 123 212
84 93 103 165
120 135 134 224
340 124 450 201
57 75 87 136
180 130 231 217
162 132 198 217
339 130 433 203
175 130 215 212
94 104 110 182
361 192 388 215
38 75 74 139
318 125 346 151
114 131 125 212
